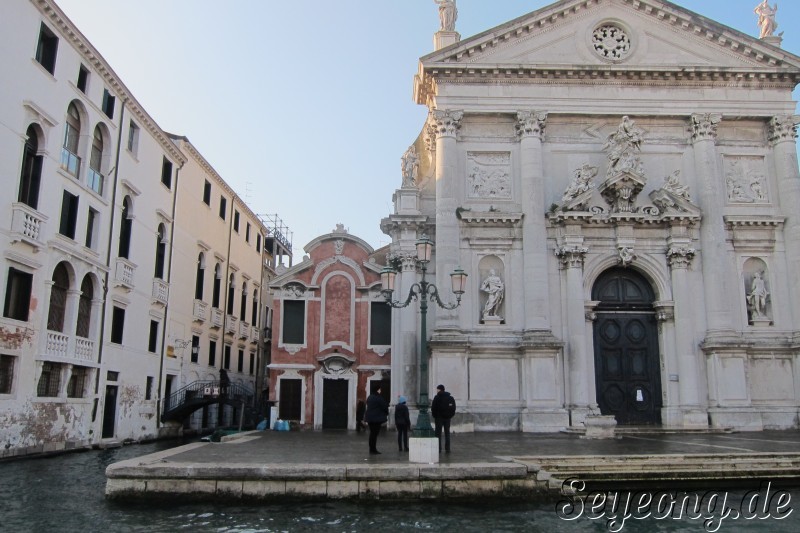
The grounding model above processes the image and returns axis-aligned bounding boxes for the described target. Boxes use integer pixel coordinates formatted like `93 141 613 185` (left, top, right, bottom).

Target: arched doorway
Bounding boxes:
592 267 662 425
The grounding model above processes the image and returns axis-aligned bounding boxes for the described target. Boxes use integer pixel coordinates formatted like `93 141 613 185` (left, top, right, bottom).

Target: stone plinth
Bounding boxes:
434 31 460 50
409 436 439 464
582 415 617 439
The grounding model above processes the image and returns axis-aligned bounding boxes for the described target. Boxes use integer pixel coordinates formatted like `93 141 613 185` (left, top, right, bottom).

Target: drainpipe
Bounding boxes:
254 224 266 409
217 192 235 426
155 157 183 429
91 97 127 440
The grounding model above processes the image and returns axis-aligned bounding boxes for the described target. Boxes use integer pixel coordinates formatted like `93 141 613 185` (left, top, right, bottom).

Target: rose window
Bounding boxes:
592 24 631 61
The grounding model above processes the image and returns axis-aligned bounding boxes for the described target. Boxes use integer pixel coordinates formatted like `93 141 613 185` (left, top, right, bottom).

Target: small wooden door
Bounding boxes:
322 379 349 429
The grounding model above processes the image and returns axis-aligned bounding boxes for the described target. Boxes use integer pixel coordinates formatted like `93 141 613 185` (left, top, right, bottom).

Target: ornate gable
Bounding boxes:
415 0 800 104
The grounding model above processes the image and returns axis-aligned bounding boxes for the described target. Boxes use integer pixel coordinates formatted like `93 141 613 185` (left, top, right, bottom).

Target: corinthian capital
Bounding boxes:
516 111 547 139
666 246 695 269
430 109 464 139
690 113 721 143
555 245 589 269
768 115 799 146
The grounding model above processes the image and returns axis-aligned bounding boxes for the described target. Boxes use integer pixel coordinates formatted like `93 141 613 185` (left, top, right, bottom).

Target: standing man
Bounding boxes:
431 384 456 453
365 386 388 454
395 396 411 452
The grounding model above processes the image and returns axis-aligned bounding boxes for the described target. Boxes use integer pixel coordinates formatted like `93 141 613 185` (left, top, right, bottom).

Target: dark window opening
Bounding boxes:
76 276 93 338
47 263 69 332
203 180 211 205
370 302 392 345
37 362 61 397
160 157 173 189
282 300 305 345
35 23 58 74
237 349 244 372
0 355 15 394
233 211 240 232
249 353 255 375
4 268 33 322
208 340 217 367
110 306 125 344
67 366 87 398
59 190 79 239
101 89 115 119
18 125 42 209
191 335 200 363
77 65 89 92
154 224 166 279
223 345 231 370
85 208 98 248
118 197 132 259
148 320 159 353
145 376 154 400
219 197 227 220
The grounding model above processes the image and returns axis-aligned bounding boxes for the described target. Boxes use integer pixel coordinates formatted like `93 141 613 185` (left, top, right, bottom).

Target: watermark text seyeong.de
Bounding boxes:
556 479 793 532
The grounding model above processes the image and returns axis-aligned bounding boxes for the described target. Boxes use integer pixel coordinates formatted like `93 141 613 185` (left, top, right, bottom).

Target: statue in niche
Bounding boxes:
663 170 691 201
603 116 644 176
747 271 769 319
562 164 598 201
754 1 778 38
434 0 458 32
401 145 420 187
480 269 504 319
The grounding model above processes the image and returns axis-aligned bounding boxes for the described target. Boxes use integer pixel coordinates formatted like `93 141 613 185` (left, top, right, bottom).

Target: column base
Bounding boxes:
661 407 708 428
520 409 569 432
409 436 439 464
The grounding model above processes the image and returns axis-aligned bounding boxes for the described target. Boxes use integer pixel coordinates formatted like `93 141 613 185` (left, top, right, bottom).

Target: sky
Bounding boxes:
53 0 800 261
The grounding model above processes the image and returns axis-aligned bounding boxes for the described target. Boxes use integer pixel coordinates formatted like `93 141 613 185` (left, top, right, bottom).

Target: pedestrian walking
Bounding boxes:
364 386 388 454
395 396 411 452
431 384 456 453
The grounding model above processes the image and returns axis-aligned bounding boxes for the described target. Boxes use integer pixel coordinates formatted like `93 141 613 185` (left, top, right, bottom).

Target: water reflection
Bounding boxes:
0 440 798 532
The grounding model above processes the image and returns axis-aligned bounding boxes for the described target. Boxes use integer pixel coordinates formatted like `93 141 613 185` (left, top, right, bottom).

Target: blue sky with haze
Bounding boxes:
54 0 800 261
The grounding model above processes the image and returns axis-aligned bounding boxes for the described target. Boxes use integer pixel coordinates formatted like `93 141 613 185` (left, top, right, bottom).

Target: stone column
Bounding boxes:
690 113 734 334
394 252 420 409
517 111 551 332
768 115 800 323
431 109 463 329
666 237 705 426
556 241 590 423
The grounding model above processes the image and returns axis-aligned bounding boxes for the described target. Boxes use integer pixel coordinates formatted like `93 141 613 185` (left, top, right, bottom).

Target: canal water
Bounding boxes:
1 439 798 532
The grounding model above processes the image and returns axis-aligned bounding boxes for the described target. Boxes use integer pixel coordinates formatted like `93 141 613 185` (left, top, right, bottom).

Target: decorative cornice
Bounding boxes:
516 111 547 139
690 113 722 142
32 1 186 164
723 215 786 228
458 212 523 227
768 115 799 145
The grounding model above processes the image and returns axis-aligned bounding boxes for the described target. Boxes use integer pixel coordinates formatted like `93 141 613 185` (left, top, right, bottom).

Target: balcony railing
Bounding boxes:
251 327 260 343
238 320 250 339
193 300 208 322
61 148 81 177
44 330 95 362
210 308 223 328
87 168 104 195
11 203 46 249
225 315 238 335
152 278 169 305
115 258 135 290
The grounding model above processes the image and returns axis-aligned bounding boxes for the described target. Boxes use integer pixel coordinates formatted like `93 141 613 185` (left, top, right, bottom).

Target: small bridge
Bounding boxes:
161 380 258 426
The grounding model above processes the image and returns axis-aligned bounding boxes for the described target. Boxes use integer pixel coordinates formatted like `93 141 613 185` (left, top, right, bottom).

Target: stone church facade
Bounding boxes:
382 0 800 432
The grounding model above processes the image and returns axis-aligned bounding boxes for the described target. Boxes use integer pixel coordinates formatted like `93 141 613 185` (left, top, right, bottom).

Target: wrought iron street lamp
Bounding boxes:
380 235 467 438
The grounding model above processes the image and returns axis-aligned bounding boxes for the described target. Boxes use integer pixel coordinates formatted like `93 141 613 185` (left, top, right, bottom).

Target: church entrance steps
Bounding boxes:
560 425 736 436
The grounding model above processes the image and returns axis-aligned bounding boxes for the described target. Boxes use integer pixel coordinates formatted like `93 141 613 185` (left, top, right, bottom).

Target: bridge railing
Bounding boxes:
162 380 254 417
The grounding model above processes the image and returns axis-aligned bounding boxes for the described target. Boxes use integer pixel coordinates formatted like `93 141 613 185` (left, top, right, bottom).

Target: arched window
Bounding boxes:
195 253 205 300
61 103 81 176
240 282 248 320
212 263 222 308
118 196 132 259
154 224 166 279
88 126 104 194
18 125 43 209
47 263 70 332
227 274 235 315
76 275 93 338
251 289 259 326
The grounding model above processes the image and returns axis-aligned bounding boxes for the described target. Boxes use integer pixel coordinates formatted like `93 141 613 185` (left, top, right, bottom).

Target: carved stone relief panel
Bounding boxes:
723 156 769 204
467 152 512 200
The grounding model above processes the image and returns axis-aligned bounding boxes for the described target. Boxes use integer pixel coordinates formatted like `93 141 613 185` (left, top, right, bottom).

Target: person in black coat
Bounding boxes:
394 396 411 452
364 386 388 454
430 384 453 453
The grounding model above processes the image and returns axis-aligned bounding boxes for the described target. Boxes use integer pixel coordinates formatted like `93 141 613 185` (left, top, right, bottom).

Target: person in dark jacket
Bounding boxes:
394 396 411 452
430 384 453 453
364 386 388 454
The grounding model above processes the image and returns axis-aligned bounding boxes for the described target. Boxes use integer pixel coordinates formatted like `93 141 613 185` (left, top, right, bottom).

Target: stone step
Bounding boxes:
561 426 736 435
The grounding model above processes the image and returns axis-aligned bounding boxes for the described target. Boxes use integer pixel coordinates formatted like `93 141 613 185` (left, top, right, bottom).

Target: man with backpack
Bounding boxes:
430 384 455 453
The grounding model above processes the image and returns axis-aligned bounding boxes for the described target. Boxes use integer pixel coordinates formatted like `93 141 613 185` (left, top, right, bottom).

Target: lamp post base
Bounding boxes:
409 436 439 464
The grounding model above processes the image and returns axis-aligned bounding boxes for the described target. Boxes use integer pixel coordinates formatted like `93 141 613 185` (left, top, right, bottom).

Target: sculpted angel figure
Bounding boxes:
480 269 504 318
401 145 420 187
434 0 458 32
663 170 691 201
562 164 598 201
754 1 778 38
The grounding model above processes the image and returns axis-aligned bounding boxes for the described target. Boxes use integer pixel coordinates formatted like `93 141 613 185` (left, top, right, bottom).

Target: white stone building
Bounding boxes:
0 0 289 456
383 0 800 432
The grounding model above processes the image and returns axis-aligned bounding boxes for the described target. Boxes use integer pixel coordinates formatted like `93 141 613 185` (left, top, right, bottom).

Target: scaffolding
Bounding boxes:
259 213 293 268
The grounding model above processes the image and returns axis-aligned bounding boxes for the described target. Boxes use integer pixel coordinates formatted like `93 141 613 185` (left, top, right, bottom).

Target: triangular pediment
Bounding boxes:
417 0 800 102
